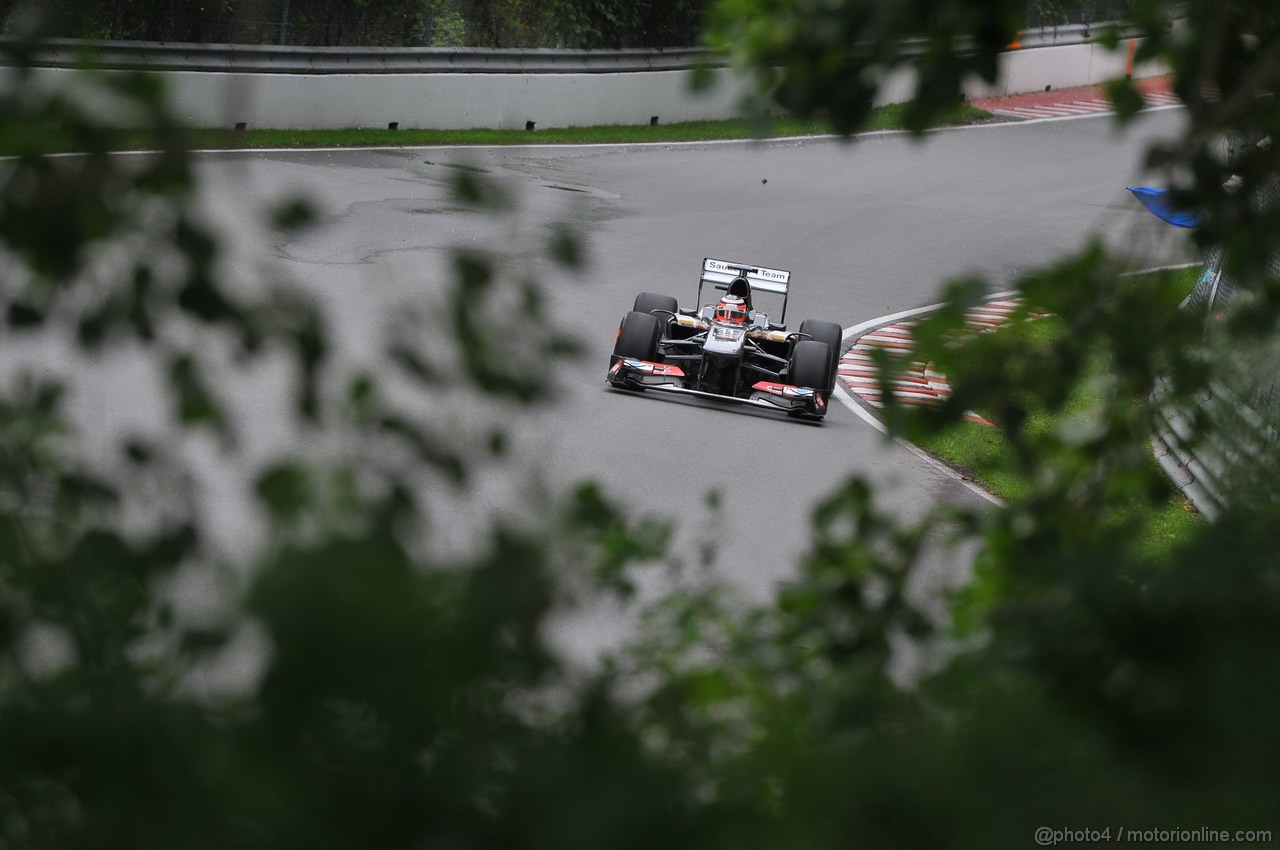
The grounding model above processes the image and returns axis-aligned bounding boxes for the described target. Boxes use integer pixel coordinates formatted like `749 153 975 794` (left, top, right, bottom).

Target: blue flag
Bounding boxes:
1127 186 1203 228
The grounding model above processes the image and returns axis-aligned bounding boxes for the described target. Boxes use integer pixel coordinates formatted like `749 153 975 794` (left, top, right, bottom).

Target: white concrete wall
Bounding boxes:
964 40 1165 100
21 41 1168 131
158 66 759 130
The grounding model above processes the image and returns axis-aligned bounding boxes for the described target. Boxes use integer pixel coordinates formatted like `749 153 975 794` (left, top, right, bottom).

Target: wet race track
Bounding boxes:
179 109 1190 658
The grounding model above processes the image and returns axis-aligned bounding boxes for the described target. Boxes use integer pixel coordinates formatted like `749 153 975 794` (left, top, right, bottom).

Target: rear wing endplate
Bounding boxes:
698 258 792 323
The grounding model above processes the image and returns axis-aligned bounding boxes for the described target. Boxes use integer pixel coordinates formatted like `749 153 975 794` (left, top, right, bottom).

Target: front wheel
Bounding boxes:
610 310 663 388
799 319 843 399
787 340 832 418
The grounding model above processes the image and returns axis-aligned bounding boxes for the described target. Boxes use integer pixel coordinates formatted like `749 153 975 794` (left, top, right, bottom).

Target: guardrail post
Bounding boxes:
279 0 290 46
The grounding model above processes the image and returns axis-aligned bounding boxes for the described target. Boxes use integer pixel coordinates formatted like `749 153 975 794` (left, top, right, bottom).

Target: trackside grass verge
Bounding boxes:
915 267 1205 557
3 103 992 155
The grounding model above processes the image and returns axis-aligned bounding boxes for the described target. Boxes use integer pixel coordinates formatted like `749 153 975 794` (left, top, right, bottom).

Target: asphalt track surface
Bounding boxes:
178 109 1190 659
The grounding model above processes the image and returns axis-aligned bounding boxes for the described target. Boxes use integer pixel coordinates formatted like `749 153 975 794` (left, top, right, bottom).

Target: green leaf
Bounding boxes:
256 462 313 522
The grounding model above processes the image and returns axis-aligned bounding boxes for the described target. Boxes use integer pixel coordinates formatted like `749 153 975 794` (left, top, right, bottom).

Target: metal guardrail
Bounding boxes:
1151 382 1226 520
0 23 1138 75
1016 21 1141 49
0 38 722 75
1151 379 1279 521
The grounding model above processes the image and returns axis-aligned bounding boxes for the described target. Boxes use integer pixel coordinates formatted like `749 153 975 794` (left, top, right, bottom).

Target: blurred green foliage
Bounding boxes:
708 0 1025 133
2 1 1280 848
0 0 713 48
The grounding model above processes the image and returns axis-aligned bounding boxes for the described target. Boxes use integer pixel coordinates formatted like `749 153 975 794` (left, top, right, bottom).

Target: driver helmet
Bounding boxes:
714 293 749 324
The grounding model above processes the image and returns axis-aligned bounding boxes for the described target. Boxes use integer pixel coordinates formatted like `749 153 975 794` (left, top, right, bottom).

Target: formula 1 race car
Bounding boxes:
606 258 844 420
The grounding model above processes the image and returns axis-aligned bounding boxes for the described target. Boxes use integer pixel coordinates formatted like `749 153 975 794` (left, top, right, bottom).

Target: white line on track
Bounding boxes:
832 295 1019 507
831 383 1003 506
957 100 1182 131
1039 103 1107 114
832 261 1204 506
996 105 1093 118
18 100 1183 161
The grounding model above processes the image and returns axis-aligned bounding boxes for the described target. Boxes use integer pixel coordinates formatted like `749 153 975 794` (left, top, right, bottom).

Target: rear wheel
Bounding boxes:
799 319 843 398
631 294 678 345
633 292 679 318
610 310 662 388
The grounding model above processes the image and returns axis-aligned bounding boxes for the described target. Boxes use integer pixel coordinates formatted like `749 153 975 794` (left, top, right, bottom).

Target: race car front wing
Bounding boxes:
607 358 826 418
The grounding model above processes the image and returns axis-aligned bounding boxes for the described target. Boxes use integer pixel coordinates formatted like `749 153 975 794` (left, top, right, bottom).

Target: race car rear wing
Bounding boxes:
698 257 792 323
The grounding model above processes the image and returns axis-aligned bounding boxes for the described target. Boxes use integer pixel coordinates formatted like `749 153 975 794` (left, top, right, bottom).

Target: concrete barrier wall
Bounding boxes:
966 41 1165 99
19 41 1167 131
158 67 755 130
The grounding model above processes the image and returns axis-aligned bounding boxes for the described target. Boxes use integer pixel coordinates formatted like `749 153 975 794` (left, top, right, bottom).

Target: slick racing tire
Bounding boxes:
799 319 843 399
633 292 679 320
788 340 832 417
611 310 663 388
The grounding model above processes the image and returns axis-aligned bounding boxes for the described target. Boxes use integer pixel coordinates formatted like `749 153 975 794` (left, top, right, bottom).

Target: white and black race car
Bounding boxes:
606 258 843 420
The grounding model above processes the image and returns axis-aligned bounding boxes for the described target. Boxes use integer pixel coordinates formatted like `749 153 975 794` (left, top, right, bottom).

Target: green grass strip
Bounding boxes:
4 103 991 155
